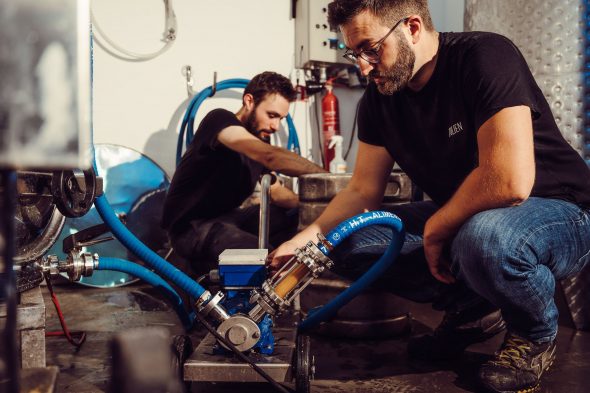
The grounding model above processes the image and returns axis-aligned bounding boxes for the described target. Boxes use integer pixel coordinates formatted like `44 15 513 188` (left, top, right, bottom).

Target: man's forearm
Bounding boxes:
265 147 327 176
430 166 532 236
292 186 381 246
270 185 299 209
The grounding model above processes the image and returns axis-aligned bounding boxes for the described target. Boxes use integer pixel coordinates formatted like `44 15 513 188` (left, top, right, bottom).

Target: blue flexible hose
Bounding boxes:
93 196 207 300
90 29 204 329
299 211 405 331
98 257 195 329
177 78 301 166
285 114 301 155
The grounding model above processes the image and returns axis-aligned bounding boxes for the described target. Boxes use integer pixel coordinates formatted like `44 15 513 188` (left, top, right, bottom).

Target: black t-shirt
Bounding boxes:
359 31 590 208
162 109 265 232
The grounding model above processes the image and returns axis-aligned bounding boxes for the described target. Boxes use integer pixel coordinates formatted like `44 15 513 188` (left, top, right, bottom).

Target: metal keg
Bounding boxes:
297 171 415 338
298 170 412 229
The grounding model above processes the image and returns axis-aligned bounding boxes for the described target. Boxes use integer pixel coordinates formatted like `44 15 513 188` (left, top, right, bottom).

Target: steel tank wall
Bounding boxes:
464 0 586 156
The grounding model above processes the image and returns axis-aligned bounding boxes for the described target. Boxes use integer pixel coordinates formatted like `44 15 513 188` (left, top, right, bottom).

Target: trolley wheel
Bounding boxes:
295 334 314 393
171 334 193 392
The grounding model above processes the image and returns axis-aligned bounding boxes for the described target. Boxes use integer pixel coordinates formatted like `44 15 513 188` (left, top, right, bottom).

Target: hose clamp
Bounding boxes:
196 291 230 323
296 241 333 277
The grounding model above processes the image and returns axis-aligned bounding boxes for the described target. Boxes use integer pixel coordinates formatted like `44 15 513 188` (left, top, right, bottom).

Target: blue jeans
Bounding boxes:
330 197 590 343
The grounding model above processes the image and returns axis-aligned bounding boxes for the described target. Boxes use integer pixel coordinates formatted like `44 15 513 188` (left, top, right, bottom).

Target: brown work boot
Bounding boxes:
478 332 556 393
408 305 506 361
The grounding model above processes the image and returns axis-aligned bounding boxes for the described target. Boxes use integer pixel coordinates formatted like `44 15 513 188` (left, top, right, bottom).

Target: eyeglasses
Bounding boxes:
343 17 409 64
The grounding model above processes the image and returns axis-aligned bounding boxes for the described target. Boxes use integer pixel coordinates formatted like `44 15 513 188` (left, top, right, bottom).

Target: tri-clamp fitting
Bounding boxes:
195 290 230 323
41 251 97 282
248 235 334 323
195 290 262 352
40 222 114 281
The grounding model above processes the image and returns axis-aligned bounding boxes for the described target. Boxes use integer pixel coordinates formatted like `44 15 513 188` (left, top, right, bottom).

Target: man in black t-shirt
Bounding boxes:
270 1 590 392
163 72 325 276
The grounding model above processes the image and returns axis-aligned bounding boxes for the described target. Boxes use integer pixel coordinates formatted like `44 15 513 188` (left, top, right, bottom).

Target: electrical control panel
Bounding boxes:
294 0 348 68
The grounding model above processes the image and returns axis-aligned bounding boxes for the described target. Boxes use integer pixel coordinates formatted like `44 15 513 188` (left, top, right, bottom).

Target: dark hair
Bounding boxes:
328 0 434 31
243 71 297 105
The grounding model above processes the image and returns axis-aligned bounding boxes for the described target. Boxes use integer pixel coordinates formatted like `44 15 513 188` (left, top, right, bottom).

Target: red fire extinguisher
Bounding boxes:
321 82 340 171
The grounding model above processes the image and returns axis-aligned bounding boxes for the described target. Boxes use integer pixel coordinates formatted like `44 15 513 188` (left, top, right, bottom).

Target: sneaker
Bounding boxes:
479 332 556 393
408 305 506 361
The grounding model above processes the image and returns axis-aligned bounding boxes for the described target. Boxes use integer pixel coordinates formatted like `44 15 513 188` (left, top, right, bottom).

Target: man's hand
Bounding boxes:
267 239 303 274
423 213 456 284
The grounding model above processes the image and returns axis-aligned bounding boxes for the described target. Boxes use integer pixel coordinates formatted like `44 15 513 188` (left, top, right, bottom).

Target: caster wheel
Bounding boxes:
171 334 193 392
295 334 314 393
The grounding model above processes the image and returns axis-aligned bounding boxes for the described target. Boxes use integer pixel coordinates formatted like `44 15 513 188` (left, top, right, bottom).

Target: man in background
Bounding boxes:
162 71 326 277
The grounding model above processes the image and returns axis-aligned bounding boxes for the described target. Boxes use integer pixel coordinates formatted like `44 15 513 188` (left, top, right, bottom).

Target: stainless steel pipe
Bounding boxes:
258 174 271 249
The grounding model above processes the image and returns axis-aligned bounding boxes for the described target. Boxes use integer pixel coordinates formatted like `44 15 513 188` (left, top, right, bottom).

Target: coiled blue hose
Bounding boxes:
299 211 405 331
98 257 194 329
176 78 301 166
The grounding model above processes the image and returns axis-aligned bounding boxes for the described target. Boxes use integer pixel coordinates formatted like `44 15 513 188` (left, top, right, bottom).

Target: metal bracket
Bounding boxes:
62 223 113 254
210 71 218 97
182 65 195 97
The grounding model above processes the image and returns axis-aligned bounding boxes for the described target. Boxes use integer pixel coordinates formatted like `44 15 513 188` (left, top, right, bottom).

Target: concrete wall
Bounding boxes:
92 0 465 178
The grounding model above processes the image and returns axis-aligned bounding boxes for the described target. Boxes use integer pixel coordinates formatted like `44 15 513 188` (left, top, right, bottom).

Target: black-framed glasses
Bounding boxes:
343 17 409 64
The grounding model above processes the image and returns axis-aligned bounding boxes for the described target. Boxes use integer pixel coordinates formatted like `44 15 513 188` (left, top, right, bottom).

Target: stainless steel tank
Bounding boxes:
464 0 585 153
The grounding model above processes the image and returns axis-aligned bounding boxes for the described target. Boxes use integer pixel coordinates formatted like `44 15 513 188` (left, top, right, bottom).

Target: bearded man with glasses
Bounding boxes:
269 1 590 392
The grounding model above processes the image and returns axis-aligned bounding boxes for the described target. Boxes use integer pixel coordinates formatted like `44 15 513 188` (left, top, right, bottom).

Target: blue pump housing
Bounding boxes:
218 249 275 354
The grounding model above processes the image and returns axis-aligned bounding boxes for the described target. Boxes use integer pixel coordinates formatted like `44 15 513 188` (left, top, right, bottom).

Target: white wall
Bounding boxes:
92 0 296 178
92 0 464 178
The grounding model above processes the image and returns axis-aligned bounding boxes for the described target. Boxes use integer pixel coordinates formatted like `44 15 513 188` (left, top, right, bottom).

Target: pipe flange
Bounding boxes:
249 290 276 317
261 281 289 309
296 251 322 277
41 254 60 277
80 252 97 277
195 290 212 309
200 291 224 315
65 251 96 282
305 241 333 269
295 241 333 277
216 314 261 352
197 291 230 323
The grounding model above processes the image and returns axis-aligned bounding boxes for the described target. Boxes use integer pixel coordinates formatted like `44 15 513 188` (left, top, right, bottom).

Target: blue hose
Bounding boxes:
299 211 405 331
98 257 194 329
177 78 301 166
285 115 301 155
90 30 205 327
93 196 207 300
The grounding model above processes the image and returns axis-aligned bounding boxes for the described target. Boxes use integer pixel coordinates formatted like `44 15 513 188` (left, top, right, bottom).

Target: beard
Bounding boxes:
244 108 271 143
370 34 416 95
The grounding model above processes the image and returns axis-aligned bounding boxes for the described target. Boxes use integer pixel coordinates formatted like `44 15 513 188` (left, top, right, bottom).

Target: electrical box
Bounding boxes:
295 0 348 68
0 0 91 169
218 249 267 289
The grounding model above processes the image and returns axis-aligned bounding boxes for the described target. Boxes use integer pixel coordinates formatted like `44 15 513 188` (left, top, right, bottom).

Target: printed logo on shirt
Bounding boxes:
448 122 463 137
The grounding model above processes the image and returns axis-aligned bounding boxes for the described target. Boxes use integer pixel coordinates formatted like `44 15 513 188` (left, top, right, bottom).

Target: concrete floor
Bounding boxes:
40 282 590 393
